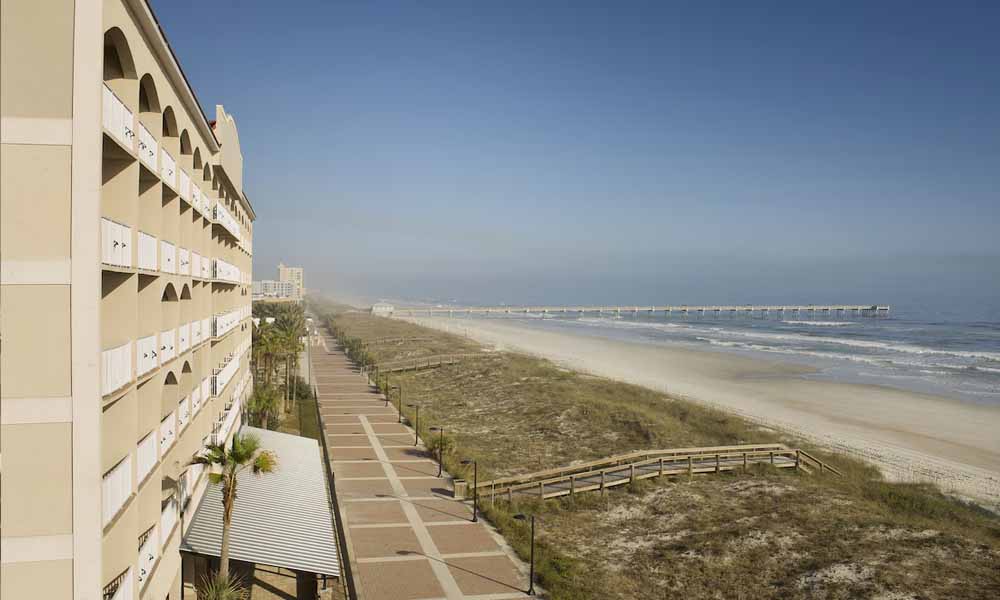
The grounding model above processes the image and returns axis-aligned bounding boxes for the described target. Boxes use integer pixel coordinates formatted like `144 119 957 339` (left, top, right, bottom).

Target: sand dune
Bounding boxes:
404 316 1000 508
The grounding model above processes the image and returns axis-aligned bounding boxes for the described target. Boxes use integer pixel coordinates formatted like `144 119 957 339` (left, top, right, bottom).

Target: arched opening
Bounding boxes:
180 361 194 397
192 147 202 170
180 130 192 159
161 106 179 157
161 282 179 332
203 163 212 184
103 28 137 105
161 371 179 450
179 283 192 327
138 74 161 135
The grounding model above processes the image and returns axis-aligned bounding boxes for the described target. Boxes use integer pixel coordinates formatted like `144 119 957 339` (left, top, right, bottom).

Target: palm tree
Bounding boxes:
247 385 281 429
190 434 277 583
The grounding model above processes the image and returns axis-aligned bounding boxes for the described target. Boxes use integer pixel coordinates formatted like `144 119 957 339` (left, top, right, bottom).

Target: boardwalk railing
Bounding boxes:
455 444 841 503
372 353 498 374
394 304 890 317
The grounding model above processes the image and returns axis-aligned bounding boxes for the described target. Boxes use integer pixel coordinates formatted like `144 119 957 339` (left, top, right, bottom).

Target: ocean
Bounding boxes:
440 306 1000 406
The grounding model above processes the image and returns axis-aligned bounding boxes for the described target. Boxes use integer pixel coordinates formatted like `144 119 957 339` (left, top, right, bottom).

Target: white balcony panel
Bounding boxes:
213 394 243 446
213 258 240 284
180 463 204 507
137 525 159 588
201 318 211 342
136 334 158 376
190 320 202 347
137 231 157 271
102 84 134 150
159 412 176 456
213 202 241 241
200 376 212 401
102 454 132 526
159 329 176 363
160 240 176 274
212 308 240 338
190 252 201 279
178 322 190 353
177 396 191 430
201 259 211 279
137 123 157 170
136 430 158 484
177 247 190 276
101 218 132 268
191 186 201 213
160 497 178 543
101 341 132 396
160 149 176 188
190 386 203 414
179 169 191 201
212 355 240 397
107 567 134 600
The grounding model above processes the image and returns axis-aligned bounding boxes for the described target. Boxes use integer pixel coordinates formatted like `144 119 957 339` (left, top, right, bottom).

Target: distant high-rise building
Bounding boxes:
278 262 304 299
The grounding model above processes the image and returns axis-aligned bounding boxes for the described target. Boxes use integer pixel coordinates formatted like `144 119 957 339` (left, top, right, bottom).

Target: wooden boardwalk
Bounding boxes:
393 304 890 317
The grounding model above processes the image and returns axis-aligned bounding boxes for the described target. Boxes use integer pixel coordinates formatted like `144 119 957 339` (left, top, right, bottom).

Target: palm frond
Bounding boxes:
252 450 278 475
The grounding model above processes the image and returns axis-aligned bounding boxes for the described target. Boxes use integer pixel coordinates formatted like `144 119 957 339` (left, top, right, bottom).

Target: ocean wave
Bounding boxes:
782 320 857 327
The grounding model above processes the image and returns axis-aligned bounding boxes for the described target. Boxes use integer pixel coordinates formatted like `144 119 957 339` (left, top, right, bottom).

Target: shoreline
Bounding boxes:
402 315 1000 508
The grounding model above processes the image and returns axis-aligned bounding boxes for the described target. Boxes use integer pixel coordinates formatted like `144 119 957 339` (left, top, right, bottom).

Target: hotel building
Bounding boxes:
2 1 255 599
278 263 305 300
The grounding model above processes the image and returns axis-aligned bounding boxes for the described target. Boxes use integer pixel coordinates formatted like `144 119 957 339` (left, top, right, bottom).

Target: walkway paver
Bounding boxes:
311 334 529 600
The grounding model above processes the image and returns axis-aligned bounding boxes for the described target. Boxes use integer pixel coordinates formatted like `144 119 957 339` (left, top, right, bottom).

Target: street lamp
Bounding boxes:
406 403 420 445
460 459 478 522
429 426 444 477
512 514 536 595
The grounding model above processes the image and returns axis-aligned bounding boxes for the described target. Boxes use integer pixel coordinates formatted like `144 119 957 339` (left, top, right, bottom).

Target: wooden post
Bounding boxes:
770 451 774 465
743 453 748 471
491 483 496 506
715 454 720 473
630 464 635 483
570 475 575 496
538 481 544 497
795 450 801 471
601 471 606 496
688 456 693 478
659 458 664 477
508 487 513 504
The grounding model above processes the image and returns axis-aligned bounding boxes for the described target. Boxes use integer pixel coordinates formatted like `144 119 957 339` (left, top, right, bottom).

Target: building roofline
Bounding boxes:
129 0 220 152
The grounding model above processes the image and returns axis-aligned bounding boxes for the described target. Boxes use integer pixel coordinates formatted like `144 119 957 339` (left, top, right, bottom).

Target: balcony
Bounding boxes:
200 376 212 402
159 328 176 363
191 186 202 214
178 395 191 430
137 123 157 171
212 355 240 396
103 567 134 600
102 84 134 151
212 308 240 338
101 218 132 269
136 334 158 377
191 251 201 279
213 258 240 284
101 341 133 397
201 317 211 342
160 149 176 189
160 241 176 274
179 169 191 201
102 454 132 526
190 386 203 414
160 497 179 543
212 394 242 446
191 320 202 347
178 322 190 353
178 247 190 276
137 231 157 271
136 430 158 484
180 463 204 508
201 258 212 279
213 202 241 241
137 524 160 589
159 412 176 455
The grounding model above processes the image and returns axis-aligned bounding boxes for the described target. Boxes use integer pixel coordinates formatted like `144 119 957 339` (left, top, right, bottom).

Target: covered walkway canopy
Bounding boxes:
180 426 340 577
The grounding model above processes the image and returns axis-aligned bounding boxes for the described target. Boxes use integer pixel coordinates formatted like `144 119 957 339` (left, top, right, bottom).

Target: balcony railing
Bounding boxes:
212 258 240 284
103 566 133 600
177 247 190 276
191 319 202 346
102 84 134 150
137 123 157 170
212 308 240 338
177 396 191 431
190 385 203 414
102 454 132 526
160 148 176 188
136 524 159 589
159 412 176 455
200 376 212 402
101 341 132 396
180 463 204 507
179 169 191 201
137 231 157 271
160 241 176 274
191 186 202 214
159 328 175 363
191 251 201 279
101 218 132 268
178 322 190 353
136 430 158 484
213 202 241 241
212 394 242 446
159 497 178 544
136 334 158 376
212 355 240 396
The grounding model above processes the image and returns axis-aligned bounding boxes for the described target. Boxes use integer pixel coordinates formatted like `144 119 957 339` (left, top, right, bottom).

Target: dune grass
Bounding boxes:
321 309 1000 599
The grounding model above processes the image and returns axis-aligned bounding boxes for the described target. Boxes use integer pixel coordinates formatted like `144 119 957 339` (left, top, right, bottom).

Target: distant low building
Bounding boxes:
371 302 395 316
252 279 297 300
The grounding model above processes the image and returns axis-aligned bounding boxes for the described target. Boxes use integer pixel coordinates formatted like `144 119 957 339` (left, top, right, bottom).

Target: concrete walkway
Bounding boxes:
311 333 531 600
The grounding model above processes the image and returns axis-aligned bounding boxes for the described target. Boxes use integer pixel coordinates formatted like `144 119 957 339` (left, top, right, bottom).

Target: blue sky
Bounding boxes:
153 1 999 308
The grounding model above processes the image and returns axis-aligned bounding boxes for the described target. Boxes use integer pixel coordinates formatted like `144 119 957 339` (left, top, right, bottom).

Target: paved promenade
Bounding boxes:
311 334 530 600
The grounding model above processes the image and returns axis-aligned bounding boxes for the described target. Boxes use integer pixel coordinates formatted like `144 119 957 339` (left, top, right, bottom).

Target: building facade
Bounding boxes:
1 1 254 599
277 262 304 299
251 279 296 300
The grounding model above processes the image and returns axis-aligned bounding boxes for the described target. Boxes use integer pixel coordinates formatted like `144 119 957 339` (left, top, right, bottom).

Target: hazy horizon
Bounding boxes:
153 1 1000 315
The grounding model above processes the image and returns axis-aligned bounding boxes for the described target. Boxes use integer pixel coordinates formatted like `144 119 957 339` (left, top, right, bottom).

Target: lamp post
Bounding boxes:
406 403 420 446
383 379 391 407
512 514 536 595
460 459 478 522
429 426 444 477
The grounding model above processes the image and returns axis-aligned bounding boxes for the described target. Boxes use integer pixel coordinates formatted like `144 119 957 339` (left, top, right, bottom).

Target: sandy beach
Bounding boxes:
404 316 1000 508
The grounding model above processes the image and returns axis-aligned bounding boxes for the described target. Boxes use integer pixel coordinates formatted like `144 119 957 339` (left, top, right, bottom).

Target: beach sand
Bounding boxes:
404 316 1000 507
